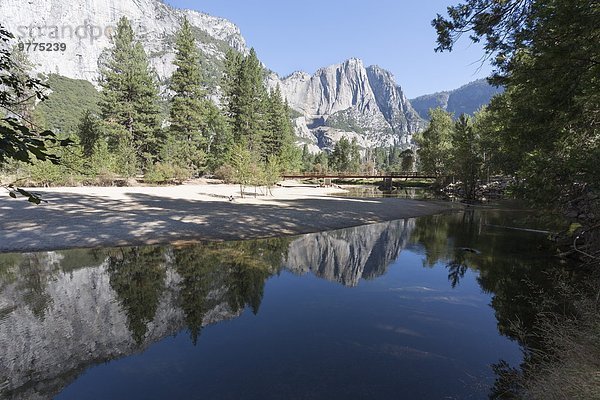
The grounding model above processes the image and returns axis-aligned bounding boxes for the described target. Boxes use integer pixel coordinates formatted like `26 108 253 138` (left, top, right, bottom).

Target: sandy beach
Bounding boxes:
0 182 456 253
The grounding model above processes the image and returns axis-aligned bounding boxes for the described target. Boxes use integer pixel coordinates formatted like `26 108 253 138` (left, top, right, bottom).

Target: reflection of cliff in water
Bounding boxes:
0 241 283 400
0 222 415 399
285 219 415 286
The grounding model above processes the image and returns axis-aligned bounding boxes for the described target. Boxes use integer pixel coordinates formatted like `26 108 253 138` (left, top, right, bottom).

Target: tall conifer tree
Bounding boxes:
100 17 161 173
168 17 206 171
235 48 267 151
222 48 243 122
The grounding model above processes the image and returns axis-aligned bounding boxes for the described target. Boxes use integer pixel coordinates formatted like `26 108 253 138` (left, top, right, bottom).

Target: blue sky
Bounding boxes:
164 0 493 98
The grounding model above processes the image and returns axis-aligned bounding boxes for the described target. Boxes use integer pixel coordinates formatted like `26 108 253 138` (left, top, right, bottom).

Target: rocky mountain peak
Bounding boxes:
271 58 425 152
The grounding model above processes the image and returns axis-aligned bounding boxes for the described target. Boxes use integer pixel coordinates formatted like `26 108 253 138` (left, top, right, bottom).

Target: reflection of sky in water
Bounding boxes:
56 248 520 400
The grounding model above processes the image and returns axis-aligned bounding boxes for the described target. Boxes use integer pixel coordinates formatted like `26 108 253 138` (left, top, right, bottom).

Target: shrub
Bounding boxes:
145 162 191 184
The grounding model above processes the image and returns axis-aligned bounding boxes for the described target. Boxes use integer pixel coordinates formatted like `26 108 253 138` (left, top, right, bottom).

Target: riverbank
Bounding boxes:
0 183 457 253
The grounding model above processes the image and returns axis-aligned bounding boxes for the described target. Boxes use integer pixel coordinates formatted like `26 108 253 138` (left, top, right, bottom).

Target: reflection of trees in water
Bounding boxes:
173 239 288 345
410 208 583 398
107 247 167 345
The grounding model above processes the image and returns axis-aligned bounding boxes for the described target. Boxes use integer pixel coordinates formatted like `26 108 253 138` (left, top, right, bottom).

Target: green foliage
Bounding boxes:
229 142 256 197
160 134 204 174
328 137 361 173
77 110 101 157
145 162 191 184
0 25 72 202
400 149 415 172
434 0 599 209
263 86 292 159
86 138 119 182
99 17 162 173
263 156 282 194
34 74 100 136
435 2 600 394
220 48 300 174
415 108 453 175
313 151 329 173
234 48 268 151
204 100 233 171
107 247 166 345
300 144 314 172
222 48 243 122
3 22 302 187
450 115 482 200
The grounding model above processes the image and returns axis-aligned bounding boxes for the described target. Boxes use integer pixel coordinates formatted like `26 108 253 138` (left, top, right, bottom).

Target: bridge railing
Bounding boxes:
281 171 438 179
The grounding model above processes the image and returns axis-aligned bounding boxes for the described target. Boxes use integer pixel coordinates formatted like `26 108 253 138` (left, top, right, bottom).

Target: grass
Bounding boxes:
495 264 600 399
525 293 600 399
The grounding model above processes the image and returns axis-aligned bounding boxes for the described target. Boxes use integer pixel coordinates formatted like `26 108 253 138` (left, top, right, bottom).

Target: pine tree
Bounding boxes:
221 48 299 171
222 48 243 122
168 17 206 171
235 48 267 151
77 110 101 157
99 17 162 173
415 108 453 176
205 101 233 170
263 86 292 159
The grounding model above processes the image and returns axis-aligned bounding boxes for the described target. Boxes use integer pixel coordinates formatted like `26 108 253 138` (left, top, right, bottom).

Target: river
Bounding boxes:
0 203 567 399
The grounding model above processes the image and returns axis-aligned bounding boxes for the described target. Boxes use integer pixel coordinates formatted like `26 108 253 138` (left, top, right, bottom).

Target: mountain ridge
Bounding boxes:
410 78 503 120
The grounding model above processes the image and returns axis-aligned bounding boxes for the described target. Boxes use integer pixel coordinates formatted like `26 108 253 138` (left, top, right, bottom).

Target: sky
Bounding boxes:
164 0 493 98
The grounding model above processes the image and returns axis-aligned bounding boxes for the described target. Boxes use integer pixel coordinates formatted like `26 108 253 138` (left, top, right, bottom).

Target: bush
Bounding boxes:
214 164 236 183
144 162 191 184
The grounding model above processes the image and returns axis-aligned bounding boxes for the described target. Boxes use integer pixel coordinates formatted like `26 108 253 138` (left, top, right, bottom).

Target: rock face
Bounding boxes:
410 78 504 120
285 219 415 286
0 0 248 87
270 59 425 152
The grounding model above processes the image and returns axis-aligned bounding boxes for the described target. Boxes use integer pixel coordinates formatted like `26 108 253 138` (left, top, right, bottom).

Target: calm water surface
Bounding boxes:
0 205 565 399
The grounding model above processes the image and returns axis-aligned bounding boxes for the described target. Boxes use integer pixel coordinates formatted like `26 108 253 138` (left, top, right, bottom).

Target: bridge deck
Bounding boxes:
281 173 438 179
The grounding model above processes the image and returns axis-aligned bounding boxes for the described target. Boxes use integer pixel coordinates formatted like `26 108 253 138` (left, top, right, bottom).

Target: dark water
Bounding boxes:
0 206 566 399
339 185 442 200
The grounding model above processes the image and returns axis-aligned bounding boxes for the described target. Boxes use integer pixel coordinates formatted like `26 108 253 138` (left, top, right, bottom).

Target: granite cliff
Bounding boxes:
270 59 424 152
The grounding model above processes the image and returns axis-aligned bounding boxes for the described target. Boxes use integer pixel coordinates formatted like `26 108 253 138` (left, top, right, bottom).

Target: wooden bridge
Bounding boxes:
281 172 438 179
281 172 438 189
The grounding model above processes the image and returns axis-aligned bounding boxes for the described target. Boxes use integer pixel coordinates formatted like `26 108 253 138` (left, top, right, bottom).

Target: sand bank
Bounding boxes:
0 183 456 252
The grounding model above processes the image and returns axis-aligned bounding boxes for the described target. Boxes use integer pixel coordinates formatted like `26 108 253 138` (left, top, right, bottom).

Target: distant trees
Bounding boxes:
328 137 361 173
414 107 491 200
449 114 482 200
